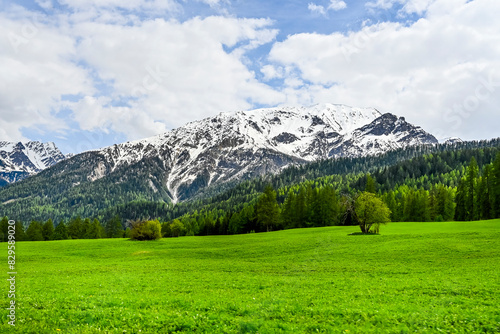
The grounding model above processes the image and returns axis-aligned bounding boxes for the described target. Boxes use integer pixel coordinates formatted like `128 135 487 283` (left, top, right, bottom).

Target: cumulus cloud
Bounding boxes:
71 16 281 134
308 3 327 16
0 9 93 141
0 4 283 143
308 0 346 16
328 0 347 11
269 0 500 140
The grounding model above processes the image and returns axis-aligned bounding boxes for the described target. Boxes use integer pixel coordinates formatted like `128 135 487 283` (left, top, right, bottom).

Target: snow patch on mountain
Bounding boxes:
87 103 436 203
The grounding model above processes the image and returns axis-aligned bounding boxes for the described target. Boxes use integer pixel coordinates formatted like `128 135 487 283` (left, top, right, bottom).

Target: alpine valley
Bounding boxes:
0 103 454 222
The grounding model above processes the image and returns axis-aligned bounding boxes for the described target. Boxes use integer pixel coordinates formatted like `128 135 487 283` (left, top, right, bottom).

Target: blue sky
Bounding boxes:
1 0 499 154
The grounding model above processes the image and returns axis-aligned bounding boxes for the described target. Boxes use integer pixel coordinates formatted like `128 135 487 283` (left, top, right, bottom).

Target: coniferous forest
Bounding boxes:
1 139 499 241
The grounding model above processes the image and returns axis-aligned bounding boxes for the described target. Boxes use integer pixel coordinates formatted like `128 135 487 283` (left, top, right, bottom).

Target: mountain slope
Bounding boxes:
0 103 440 221
86 104 437 202
0 141 67 185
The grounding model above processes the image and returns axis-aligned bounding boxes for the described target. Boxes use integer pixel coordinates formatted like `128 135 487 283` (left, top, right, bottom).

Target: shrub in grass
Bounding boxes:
130 219 162 241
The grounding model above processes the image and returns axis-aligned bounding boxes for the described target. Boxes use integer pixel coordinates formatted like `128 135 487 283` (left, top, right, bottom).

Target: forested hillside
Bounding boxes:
1 139 499 238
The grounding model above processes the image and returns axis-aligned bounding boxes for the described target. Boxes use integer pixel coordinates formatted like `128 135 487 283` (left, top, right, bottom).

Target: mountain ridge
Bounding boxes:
84 103 437 202
0 141 67 185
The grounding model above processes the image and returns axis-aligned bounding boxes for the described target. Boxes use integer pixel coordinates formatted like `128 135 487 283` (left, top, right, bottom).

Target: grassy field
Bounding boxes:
2 220 500 333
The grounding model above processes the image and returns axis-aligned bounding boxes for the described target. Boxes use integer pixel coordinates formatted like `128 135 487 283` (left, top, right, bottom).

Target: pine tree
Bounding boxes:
465 157 479 221
26 221 44 241
67 216 83 239
255 185 280 232
106 215 123 238
492 153 500 218
0 216 8 242
42 219 55 241
365 174 377 194
455 179 467 221
281 190 296 229
53 220 69 240
87 219 104 239
14 221 27 241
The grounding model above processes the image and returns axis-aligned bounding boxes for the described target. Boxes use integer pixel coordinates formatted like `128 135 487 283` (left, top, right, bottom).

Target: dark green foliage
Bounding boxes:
26 221 44 241
1 139 499 223
105 215 123 238
2 140 500 239
87 218 104 239
492 153 500 217
255 185 280 232
130 219 162 241
53 220 69 240
14 221 26 241
42 219 55 241
0 216 8 242
67 216 84 239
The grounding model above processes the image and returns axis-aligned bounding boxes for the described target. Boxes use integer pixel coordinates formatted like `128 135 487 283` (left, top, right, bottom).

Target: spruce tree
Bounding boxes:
255 185 280 232
42 219 55 241
54 221 69 240
492 153 500 218
466 157 479 221
26 221 44 241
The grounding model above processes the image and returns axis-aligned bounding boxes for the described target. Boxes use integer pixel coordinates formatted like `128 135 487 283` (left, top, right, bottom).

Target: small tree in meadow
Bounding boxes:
355 192 391 234
130 219 162 241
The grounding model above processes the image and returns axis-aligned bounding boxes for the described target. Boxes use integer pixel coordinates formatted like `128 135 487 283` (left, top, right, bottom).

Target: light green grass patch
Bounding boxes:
2 220 500 333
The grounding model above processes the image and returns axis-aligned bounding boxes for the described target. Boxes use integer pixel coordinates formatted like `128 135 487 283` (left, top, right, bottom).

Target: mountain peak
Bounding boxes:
88 104 437 202
0 140 67 184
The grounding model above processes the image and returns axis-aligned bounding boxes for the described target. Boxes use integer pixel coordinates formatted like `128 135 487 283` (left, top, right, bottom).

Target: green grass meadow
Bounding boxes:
2 220 500 333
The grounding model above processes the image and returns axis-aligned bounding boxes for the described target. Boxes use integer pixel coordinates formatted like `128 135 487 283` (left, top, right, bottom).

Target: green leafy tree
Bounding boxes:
355 192 391 234
255 185 280 232
130 219 162 241
169 219 185 237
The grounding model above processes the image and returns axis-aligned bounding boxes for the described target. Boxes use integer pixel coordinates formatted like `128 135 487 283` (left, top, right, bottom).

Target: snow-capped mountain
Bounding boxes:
84 103 437 202
0 141 67 184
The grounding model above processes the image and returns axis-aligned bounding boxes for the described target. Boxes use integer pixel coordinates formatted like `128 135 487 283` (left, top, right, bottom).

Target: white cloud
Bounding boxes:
0 9 93 141
269 0 500 141
308 3 326 16
0 3 283 144
309 0 346 16
70 16 282 136
366 0 442 16
196 0 230 8
328 0 347 11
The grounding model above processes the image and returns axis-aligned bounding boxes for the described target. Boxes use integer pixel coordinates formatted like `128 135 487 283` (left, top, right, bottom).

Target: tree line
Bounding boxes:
2 147 500 241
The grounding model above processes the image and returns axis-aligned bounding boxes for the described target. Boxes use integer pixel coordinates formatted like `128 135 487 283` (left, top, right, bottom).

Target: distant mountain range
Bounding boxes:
0 104 440 209
0 141 67 186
